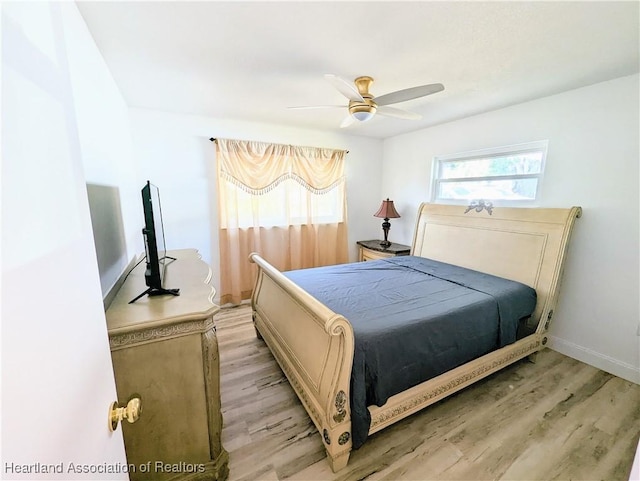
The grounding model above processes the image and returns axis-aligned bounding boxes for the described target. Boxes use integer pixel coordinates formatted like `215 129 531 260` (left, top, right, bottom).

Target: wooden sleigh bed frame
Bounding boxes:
249 202 581 472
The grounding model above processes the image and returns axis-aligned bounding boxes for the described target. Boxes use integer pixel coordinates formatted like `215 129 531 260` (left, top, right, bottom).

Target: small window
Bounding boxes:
431 140 547 205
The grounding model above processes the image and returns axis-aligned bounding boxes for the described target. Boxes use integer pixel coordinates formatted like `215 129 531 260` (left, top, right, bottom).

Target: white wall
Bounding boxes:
382 74 640 383
64 0 141 298
2 2 128 477
128 109 384 301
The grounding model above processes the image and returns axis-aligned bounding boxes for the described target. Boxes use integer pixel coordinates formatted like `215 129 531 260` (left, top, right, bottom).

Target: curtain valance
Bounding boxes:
216 138 346 194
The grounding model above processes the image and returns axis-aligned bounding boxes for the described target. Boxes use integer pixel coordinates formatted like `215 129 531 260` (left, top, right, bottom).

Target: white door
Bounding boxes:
2 2 129 479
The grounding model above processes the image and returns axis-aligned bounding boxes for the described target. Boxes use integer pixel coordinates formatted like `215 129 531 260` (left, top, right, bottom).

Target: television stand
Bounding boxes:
105 249 228 481
128 286 180 304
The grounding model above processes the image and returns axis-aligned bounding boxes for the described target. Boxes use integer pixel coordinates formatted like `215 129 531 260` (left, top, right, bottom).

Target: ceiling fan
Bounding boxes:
289 74 444 128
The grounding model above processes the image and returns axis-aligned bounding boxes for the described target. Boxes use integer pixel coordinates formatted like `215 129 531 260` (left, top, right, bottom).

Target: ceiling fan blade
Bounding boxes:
339 115 355 128
287 105 345 110
324 74 364 102
375 83 444 106
377 105 422 120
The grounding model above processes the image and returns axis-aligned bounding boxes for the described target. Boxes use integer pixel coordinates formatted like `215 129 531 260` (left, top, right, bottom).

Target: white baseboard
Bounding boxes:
548 336 640 385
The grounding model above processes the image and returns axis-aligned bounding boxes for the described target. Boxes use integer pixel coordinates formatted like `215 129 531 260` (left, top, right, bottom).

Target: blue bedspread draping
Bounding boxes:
284 256 537 448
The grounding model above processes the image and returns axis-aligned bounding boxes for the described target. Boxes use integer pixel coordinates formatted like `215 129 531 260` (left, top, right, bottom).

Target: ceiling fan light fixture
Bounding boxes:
293 74 444 128
351 110 375 122
349 101 377 122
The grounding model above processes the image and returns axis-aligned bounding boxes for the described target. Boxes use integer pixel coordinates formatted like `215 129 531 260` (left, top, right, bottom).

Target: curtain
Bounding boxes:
216 138 348 305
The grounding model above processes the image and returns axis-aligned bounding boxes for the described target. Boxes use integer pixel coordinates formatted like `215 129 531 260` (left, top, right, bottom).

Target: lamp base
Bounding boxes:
380 218 391 248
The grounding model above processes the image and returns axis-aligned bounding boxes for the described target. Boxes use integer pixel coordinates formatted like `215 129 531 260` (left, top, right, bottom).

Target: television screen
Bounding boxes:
142 181 166 289
129 181 179 303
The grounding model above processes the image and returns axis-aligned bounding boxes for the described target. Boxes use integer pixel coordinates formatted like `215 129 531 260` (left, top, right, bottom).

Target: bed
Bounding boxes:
249 202 581 472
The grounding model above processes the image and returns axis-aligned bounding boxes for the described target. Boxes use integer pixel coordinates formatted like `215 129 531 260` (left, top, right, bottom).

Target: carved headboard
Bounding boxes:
411 203 582 328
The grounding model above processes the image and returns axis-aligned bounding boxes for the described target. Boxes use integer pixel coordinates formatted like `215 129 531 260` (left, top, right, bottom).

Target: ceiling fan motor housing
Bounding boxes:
349 99 377 121
350 77 377 121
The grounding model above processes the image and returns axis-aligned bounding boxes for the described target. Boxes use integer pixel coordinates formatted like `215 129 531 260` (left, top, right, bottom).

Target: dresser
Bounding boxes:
106 249 228 481
356 240 411 261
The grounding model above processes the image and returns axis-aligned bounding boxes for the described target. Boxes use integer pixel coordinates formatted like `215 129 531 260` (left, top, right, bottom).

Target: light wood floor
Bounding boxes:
215 305 640 481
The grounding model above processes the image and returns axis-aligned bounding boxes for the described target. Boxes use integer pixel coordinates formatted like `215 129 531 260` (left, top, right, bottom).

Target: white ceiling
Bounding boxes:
77 1 639 139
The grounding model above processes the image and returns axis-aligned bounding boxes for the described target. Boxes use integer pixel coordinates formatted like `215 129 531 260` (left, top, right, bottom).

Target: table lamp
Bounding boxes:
374 198 400 247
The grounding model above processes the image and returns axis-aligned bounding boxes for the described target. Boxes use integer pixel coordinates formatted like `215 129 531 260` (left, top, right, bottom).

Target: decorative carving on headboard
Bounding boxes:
464 199 493 215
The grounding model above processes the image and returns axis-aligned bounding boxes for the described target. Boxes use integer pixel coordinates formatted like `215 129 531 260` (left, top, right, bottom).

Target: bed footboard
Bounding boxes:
249 253 355 472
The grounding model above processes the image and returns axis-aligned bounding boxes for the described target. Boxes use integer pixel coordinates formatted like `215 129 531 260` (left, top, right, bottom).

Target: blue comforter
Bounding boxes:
283 256 537 448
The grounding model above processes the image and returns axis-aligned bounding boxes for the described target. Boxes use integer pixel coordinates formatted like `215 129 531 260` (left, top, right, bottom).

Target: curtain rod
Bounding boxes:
210 138 348 154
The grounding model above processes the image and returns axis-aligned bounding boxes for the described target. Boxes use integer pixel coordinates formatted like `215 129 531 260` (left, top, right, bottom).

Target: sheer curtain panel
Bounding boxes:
215 138 348 305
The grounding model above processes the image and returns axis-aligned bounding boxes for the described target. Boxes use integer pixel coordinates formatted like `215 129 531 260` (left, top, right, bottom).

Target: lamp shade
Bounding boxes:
374 198 401 219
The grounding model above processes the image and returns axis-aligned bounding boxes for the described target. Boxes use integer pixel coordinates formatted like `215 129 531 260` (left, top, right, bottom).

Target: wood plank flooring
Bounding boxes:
215 305 640 481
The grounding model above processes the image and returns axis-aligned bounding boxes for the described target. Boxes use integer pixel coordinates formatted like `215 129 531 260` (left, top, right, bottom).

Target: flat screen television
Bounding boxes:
129 181 180 303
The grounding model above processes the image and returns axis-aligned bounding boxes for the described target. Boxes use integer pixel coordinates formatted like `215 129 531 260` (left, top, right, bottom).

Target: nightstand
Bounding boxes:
357 240 411 261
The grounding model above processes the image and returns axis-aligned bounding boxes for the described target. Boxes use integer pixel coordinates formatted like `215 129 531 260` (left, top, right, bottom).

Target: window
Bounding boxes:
215 138 349 305
431 140 547 205
223 176 344 229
